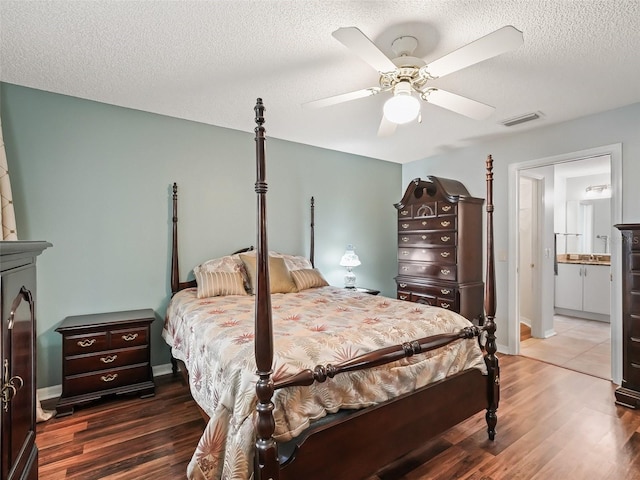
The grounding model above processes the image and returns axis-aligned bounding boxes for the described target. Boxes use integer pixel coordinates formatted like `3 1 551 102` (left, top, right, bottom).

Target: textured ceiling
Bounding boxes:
2 1 640 164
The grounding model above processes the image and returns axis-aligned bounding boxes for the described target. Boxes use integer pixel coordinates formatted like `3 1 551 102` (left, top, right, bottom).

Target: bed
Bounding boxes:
162 98 499 480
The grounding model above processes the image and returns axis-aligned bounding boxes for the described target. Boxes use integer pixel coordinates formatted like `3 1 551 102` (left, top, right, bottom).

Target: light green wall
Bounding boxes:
1 83 401 388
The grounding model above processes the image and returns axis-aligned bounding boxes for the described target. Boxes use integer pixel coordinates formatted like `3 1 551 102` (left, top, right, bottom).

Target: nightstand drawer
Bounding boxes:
65 346 149 376
64 332 108 355
63 364 151 397
110 326 149 349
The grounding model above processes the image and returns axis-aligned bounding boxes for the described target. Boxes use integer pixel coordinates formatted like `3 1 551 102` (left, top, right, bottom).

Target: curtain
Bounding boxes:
0 117 18 241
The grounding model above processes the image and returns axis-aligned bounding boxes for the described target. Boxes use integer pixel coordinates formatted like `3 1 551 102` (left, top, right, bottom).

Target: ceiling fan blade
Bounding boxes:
422 88 495 120
302 87 381 109
426 25 524 78
377 115 398 137
332 27 397 73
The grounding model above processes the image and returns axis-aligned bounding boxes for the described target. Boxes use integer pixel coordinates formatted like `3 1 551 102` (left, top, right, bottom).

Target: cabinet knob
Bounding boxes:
401 266 409 271
400 210 409 216
77 338 96 348
402 251 409 256
399 295 408 300
401 224 409 229
422 221 428 226
422 235 427 240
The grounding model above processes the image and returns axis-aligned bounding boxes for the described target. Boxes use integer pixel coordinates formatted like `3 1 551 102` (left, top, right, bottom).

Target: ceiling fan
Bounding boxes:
304 25 524 136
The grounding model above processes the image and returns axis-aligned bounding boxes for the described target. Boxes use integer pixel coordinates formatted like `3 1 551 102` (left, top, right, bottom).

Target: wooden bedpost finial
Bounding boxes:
255 98 265 127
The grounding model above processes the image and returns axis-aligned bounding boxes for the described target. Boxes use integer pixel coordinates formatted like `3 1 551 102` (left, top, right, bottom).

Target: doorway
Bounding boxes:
508 144 622 384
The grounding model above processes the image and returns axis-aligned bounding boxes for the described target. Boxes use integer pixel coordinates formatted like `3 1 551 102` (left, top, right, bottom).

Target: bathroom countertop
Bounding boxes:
556 254 610 266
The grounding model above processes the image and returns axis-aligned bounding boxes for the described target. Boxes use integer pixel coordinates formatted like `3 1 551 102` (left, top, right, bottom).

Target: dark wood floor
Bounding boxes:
38 355 640 479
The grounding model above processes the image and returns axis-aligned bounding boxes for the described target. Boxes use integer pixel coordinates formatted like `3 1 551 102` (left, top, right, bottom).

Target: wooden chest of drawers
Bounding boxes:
395 177 484 324
615 224 640 408
55 309 155 416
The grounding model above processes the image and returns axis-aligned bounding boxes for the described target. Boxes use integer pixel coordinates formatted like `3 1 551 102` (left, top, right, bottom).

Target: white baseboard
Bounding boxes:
37 363 175 401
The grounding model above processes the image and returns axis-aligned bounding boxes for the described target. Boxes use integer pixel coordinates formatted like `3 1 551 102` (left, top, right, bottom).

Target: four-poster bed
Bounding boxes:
162 98 499 480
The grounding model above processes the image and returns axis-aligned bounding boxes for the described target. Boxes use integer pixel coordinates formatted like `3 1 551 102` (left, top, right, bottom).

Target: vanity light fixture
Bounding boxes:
585 184 611 197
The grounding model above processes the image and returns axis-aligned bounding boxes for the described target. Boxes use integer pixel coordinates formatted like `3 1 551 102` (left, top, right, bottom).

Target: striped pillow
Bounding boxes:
290 269 329 291
194 270 248 298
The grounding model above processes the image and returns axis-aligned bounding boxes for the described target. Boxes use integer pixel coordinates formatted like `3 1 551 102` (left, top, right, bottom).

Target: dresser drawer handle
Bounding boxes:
401 237 409 242
401 223 409 229
402 251 409 256
100 355 118 364
441 289 451 294
77 339 96 348
631 337 640 343
122 333 139 341
402 266 409 271
399 295 408 300
441 236 450 242
399 283 407 288
440 252 450 258
441 205 452 212
101 373 118 382
400 210 409 216
441 302 451 309
440 221 451 227
632 362 640 369
440 268 450 275
421 235 427 240
422 221 427 226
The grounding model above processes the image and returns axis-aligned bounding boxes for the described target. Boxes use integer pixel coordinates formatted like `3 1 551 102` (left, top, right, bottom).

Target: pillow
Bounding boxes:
195 255 245 274
194 270 247 298
273 252 313 271
290 269 329 291
240 254 298 294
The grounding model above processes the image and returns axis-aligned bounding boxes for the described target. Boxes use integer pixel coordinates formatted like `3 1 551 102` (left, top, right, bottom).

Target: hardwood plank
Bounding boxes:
38 355 640 479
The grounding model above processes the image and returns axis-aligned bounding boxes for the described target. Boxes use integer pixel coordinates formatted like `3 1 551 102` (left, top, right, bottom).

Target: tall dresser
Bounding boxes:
615 224 640 408
1 241 51 480
394 177 484 324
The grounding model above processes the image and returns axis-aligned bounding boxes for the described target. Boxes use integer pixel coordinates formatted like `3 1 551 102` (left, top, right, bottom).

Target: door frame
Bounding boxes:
508 143 622 384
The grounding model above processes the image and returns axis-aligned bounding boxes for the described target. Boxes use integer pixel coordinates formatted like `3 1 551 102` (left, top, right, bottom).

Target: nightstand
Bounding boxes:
348 287 380 295
55 309 156 416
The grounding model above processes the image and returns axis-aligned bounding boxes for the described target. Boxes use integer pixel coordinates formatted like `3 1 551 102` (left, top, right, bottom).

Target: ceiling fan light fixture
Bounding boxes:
383 82 420 124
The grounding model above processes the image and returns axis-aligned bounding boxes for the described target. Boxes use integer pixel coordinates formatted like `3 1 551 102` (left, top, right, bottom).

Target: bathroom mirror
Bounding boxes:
565 198 611 253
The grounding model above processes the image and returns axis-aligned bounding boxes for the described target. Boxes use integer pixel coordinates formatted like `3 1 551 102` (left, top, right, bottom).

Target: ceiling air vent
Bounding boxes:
500 112 540 127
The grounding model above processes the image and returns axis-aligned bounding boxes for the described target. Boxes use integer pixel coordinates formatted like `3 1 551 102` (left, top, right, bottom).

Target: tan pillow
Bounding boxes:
290 269 329 291
194 270 247 298
240 254 298 294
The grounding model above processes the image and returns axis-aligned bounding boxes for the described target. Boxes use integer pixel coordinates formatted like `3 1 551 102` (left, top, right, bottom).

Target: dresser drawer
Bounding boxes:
630 291 640 315
65 346 149 376
397 205 413 219
413 202 437 218
63 364 151 397
398 263 456 281
110 326 149 349
64 332 108 355
630 231 640 251
398 217 456 232
411 293 458 311
398 247 456 264
437 202 456 216
398 232 456 247
630 253 640 271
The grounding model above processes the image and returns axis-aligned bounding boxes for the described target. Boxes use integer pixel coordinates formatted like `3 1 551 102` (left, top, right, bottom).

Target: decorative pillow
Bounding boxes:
270 252 313 271
195 255 244 274
240 254 298 294
194 270 247 298
290 269 329 291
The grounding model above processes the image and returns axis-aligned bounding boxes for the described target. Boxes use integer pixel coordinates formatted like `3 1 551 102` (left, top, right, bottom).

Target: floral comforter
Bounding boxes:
162 286 486 480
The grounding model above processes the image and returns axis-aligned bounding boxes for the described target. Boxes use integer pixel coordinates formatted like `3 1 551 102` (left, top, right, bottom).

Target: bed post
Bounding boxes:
310 196 315 267
253 99 279 480
171 182 179 295
484 155 499 441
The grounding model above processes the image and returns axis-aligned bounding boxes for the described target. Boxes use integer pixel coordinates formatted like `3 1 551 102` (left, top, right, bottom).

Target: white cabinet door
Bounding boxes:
582 264 611 315
555 263 583 310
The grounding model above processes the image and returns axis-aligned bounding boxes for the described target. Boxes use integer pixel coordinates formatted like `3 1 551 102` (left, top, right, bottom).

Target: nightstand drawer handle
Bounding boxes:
440 252 450 258
440 221 451 227
100 355 118 364
399 295 408 300
401 237 409 242
122 333 139 341
399 283 407 288
77 339 96 348
441 289 451 294
440 268 450 275
442 205 452 212
401 223 409 229
441 236 450 242
441 303 451 309
101 373 118 382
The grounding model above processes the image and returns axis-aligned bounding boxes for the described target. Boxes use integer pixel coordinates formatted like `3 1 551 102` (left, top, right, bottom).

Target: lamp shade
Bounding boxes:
383 81 421 124
339 244 361 268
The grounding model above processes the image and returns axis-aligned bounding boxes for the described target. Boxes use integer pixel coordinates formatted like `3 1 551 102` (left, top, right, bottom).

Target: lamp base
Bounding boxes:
344 269 356 288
